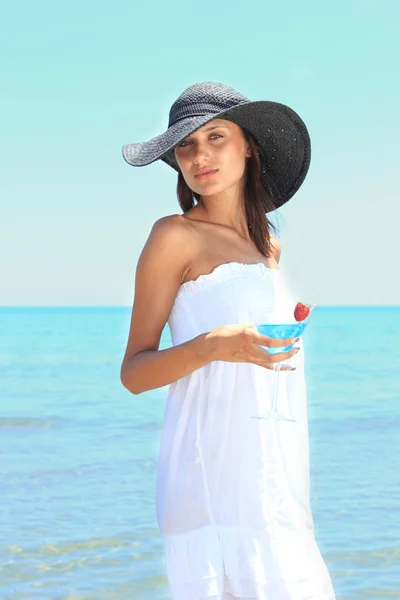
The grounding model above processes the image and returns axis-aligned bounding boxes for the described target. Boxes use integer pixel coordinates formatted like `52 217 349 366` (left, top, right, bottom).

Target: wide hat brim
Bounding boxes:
122 100 311 210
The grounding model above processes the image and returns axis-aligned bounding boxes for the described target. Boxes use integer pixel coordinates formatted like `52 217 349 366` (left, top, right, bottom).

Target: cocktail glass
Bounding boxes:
250 305 315 422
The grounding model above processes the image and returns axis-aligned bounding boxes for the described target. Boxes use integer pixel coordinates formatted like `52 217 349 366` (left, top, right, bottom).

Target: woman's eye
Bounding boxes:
177 134 222 148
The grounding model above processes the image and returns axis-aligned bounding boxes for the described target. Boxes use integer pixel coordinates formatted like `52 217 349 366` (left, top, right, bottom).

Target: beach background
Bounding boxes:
1 306 400 599
1 0 399 598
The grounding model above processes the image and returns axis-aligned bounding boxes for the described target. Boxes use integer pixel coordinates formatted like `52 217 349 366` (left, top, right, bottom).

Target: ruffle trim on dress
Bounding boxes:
175 262 280 301
163 524 336 600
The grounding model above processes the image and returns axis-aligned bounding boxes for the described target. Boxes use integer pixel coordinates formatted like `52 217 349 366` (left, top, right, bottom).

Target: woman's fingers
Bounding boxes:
246 325 298 348
256 344 298 362
261 335 297 348
255 345 298 371
268 348 298 362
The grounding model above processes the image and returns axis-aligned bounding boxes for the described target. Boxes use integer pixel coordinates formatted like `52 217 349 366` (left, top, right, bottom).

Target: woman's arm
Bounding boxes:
121 332 216 395
120 215 215 395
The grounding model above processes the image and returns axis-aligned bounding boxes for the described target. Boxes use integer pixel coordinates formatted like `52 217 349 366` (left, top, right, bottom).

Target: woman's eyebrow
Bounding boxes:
202 125 229 132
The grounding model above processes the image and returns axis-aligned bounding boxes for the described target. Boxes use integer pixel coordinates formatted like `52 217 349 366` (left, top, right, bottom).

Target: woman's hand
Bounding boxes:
206 324 299 371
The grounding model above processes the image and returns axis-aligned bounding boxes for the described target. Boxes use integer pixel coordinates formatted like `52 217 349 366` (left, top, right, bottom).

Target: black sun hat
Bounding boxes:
121 81 311 210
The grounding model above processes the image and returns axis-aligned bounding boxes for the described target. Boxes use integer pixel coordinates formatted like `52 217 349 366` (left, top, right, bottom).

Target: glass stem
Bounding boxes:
271 362 282 412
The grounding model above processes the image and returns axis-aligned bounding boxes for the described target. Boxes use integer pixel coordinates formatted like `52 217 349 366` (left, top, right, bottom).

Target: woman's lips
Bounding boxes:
195 169 218 180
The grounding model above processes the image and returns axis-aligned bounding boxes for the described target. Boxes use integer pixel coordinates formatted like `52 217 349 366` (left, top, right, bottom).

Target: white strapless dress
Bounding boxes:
156 262 336 600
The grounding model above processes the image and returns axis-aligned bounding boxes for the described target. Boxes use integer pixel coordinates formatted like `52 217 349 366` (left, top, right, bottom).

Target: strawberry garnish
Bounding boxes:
294 301 311 322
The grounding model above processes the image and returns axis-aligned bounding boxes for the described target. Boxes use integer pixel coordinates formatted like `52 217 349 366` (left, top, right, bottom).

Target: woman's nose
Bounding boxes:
193 143 211 165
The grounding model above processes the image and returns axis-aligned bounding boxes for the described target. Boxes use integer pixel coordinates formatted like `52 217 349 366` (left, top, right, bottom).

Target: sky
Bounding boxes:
1 0 399 306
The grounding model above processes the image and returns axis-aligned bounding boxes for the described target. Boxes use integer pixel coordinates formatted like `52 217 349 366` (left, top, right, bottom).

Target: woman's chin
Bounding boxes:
191 180 225 195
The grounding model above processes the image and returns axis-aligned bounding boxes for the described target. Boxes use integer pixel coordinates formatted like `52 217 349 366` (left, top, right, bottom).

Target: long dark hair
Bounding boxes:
176 130 279 258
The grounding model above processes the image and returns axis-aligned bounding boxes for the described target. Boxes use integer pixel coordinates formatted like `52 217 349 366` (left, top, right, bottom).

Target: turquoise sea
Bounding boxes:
1 306 399 600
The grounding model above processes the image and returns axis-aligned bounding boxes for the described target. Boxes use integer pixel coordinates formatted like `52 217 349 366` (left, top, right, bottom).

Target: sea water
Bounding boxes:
0 306 399 600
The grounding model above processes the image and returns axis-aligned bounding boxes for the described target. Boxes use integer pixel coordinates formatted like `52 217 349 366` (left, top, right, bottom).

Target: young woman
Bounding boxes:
120 82 336 600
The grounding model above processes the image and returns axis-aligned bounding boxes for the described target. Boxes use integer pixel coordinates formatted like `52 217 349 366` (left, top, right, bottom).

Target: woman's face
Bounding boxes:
174 118 251 197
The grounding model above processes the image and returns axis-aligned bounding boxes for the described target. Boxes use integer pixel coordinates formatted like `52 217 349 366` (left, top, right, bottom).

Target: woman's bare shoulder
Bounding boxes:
152 212 198 235
144 213 198 283
151 213 201 250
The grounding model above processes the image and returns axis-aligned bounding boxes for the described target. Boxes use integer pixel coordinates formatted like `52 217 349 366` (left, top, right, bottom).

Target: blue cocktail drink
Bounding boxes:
258 322 309 355
251 306 315 422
